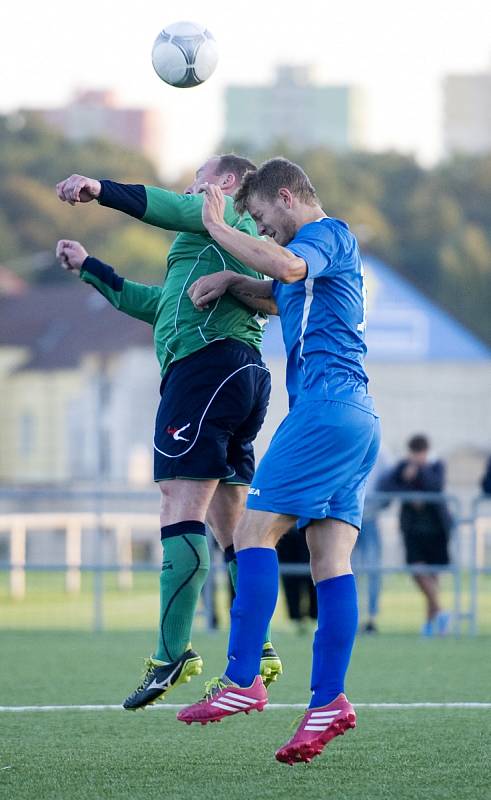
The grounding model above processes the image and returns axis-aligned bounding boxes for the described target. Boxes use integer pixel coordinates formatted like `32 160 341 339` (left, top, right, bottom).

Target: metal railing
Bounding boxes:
0 487 489 634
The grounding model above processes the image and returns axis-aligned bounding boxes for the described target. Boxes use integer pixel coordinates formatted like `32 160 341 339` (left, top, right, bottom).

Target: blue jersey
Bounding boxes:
272 216 373 411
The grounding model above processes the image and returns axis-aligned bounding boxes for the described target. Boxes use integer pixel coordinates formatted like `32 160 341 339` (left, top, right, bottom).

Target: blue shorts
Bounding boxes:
246 398 381 529
154 339 271 484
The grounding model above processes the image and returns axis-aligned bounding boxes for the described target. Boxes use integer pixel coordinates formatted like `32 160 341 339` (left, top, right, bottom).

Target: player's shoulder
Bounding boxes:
294 216 352 246
312 216 351 240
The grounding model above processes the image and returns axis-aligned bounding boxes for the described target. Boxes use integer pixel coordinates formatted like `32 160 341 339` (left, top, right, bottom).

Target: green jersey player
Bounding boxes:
56 155 281 709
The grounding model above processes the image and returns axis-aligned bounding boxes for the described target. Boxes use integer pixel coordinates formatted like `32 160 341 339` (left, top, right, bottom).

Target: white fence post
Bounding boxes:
65 520 82 593
10 518 26 598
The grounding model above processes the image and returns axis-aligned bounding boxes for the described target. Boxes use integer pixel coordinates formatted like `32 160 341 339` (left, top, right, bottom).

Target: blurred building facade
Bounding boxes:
224 65 367 151
35 90 164 168
0 282 158 485
1 257 490 489
443 67 491 156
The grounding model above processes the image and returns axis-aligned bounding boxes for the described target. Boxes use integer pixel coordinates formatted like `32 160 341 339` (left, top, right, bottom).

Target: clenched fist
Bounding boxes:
56 240 89 274
56 174 101 205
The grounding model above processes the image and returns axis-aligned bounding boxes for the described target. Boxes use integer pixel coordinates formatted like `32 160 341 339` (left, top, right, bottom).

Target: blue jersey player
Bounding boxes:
178 158 381 765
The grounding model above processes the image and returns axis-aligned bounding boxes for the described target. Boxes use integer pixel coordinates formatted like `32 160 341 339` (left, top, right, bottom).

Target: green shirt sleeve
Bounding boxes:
143 187 259 237
80 257 161 326
97 180 259 238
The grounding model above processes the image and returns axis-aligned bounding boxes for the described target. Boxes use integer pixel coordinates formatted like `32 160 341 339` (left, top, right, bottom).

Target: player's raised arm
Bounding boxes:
188 270 278 315
55 156 259 237
55 180 250 235
56 239 161 326
200 183 307 283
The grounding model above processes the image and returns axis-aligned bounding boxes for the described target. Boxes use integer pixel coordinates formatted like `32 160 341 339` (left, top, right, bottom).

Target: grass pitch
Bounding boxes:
1 631 490 800
2 571 490 634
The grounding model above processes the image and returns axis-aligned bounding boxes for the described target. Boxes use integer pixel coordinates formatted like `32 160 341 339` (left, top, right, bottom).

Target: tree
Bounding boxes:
215 140 491 345
0 114 171 285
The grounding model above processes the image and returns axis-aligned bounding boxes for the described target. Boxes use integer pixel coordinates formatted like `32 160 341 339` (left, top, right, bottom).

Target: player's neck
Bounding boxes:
296 204 326 230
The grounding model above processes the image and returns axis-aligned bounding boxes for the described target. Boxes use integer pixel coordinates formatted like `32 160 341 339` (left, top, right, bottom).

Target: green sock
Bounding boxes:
226 551 272 645
154 523 210 663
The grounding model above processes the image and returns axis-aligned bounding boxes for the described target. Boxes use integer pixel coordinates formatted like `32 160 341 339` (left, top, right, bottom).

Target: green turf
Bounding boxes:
1 631 490 800
1 571 490 633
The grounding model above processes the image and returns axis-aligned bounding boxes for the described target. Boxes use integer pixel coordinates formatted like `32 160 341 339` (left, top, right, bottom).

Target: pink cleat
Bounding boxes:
177 675 268 725
275 693 356 765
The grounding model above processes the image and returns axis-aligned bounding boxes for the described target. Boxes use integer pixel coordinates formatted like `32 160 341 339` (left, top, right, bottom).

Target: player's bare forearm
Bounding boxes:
207 221 306 283
228 275 278 315
188 271 278 315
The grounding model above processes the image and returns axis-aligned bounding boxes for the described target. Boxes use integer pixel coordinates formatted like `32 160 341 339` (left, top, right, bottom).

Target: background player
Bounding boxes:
177 158 381 765
55 155 282 709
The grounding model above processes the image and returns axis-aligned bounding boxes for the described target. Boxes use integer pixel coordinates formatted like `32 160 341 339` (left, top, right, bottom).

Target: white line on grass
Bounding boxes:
0 702 490 712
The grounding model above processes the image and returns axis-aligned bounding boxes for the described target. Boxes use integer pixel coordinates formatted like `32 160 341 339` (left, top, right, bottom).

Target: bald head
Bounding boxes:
185 153 256 196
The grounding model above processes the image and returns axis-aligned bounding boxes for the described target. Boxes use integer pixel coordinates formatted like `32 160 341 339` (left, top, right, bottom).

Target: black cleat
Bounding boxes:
123 649 203 710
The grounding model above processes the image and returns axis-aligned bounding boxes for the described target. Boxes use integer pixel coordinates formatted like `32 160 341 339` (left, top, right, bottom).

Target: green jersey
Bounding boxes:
80 181 267 377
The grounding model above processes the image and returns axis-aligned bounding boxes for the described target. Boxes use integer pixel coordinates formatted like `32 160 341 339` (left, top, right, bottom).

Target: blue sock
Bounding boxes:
309 573 358 708
226 547 278 687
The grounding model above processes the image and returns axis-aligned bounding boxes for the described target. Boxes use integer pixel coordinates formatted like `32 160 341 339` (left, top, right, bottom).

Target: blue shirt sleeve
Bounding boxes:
286 221 340 279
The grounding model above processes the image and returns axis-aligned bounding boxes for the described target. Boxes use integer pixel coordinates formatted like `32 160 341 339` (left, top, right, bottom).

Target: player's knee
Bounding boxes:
196 544 211 575
310 550 354 582
160 542 210 585
233 525 266 551
160 522 210 579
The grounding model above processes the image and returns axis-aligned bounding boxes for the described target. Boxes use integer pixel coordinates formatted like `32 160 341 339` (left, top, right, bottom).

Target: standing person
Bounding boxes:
178 158 381 766
55 156 282 709
381 434 452 636
353 450 391 634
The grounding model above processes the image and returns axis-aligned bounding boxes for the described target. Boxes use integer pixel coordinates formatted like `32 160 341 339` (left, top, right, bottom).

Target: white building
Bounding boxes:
0 281 158 486
443 68 491 156
1 257 489 490
225 65 367 152
34 89 165 169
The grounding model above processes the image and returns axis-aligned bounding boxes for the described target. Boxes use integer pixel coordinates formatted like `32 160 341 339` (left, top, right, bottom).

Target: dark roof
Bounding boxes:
0 281 153 370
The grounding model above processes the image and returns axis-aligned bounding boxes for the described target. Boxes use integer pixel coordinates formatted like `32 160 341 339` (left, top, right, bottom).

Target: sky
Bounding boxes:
1 0 490 176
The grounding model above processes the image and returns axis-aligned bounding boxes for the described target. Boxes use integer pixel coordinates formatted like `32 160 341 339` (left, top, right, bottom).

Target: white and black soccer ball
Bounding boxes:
151 21 218 89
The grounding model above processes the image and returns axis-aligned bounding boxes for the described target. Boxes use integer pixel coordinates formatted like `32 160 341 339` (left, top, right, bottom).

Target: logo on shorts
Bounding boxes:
248 487 261 496
166 423 191 442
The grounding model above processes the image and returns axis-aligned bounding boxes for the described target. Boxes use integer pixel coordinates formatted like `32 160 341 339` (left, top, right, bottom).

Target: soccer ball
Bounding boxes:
151 21 218 89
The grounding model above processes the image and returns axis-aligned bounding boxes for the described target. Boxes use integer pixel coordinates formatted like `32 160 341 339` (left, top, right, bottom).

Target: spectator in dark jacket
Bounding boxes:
277 526 317 632
380 434 452 636
481 457 491 495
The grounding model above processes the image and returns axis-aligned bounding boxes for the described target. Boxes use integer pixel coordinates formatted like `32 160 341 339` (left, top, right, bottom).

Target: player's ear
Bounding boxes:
278 188 293 208
219 172 235 191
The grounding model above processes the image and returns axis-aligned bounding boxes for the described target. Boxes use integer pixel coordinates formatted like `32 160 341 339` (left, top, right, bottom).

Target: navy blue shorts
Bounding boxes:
153 339 271 484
